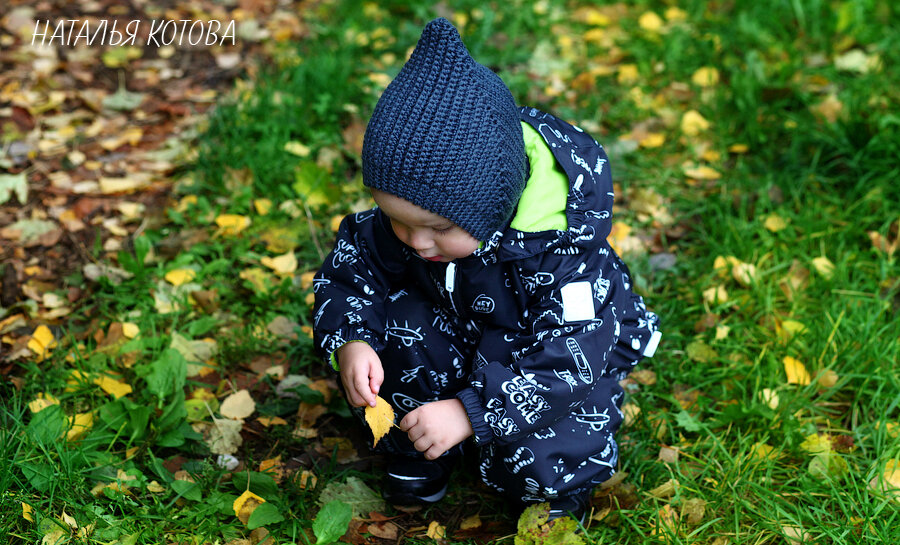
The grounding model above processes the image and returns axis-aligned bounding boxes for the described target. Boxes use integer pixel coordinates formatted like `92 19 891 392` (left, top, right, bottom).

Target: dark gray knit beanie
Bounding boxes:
362 18 528 241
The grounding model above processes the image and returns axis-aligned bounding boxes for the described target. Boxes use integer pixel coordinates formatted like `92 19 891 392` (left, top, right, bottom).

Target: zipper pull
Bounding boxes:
445 262 456 293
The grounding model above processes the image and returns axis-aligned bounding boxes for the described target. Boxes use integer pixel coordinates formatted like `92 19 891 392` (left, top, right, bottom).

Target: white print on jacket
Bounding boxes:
503 446 535 474
575 405 612 433
353 210 376 223
566 338 593 384
501 375 550 425
400 365 423 383
484 397 519 436
386 320 424 347
520 271 555 294
391 392 428 412
331 239 359 269
554 369 580 393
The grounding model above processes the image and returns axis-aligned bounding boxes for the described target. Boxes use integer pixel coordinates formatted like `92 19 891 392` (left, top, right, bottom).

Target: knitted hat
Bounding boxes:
362 18 528 241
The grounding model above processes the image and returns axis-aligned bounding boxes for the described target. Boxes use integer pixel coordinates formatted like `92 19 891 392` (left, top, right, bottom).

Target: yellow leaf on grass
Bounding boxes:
665 7 688 21
459 514 482 530
638 11 664 32
729 143 749 154
783 356 811 385
28 325 57 359
284 141 311 157
261 252 297 276
165 268 196 286
760 388 779 410
800 433 832 455
692 66 720 87
426 521 446 539
94 376 133 399
240 267 272 294
883 459 900 489
617 64 639 84
22 502 34 522
29 392 60 413
817 369 839 388
300 271 317 290
233 489 265 523
215 214 251 236
365 395 396 447
732 262 757 287
639 133 666 148
121 322 139 338
681 110 711 136
67 412 94 441
684 165 721 180
764 213 789 232
812 256 835 279
253 198 272 216
257 416 288 427
330 215 344 232
749 442 777 461
703 285 728 304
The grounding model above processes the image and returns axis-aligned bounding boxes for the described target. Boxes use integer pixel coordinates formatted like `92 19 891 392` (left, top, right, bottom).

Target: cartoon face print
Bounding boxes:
386 320 424 347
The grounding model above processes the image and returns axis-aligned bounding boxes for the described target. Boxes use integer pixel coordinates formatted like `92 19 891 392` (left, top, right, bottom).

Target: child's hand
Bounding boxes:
399 399 473 460
336 342 383 408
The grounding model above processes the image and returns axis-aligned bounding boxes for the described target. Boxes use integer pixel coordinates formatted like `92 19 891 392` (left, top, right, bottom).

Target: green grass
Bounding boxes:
3 0 900 543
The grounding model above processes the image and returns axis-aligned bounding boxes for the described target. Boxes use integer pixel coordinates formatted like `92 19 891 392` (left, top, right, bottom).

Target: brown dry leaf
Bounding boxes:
298 470 317 490
781 524 809 545
811 94 844 123
630 369 657 385
368 521 400 540
648 478 678 499
658 446 679 464
319 437 360 464
364 395 396 447
220 390 256 420
681 498 706 525
259 456 284 483
780 261 809 300
459 514 482 530
257 416 288 427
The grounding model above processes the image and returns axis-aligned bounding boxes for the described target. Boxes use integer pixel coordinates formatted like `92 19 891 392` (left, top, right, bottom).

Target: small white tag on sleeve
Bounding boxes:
560 281 595 322
643 330 662 357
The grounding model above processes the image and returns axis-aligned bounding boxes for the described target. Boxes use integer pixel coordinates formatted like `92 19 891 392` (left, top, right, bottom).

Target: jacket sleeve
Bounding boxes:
312 208 410 369
456 245 660 445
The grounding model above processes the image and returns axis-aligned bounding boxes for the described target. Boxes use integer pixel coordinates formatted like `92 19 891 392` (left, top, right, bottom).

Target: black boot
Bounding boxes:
383 455 457 505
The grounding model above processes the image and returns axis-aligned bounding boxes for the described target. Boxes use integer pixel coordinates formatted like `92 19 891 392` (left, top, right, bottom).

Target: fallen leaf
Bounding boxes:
812 256 835 279
638 132 666 148
783 356 811 385
22 503 34 522
257 416 288 427
316 476 386 518
817 369 839 388
94 376 133 398
459 514 482 530
761 388 779 409
165 268 197 286
215 214 251 236
261 251 297 276
67 412 94 441
426 521 446 539
680 110 710 136
692 66 720 87
207 418 243 455
800 433 832 455
364 395 396 447
121 322 140 338
368 521 400 539
684 165 721 180
638 11 664 32
649 478 678 498
750 442 777 461
28 392 60 413
702 285 728 304
284 141 311 157
220 390 256 420
254 199 273 215
234 489 266 524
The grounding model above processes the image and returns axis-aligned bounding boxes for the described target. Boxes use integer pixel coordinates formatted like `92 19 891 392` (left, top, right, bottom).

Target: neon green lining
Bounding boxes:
510 121 569 233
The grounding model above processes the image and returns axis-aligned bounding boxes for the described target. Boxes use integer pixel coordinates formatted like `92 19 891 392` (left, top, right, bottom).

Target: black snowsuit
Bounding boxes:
313 107 661 503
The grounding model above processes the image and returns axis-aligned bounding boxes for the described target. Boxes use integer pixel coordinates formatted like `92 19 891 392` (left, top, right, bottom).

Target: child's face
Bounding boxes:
371 189 480 262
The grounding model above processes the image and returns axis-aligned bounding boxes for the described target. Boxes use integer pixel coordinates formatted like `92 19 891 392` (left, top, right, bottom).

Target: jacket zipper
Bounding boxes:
445 261 459 315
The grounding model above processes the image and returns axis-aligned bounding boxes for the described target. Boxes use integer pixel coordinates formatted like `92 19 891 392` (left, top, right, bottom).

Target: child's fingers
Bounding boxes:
353 373 374 407
369 363 383 395
398 411 416 432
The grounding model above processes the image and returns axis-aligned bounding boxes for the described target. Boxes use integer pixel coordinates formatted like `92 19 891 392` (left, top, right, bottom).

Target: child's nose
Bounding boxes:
408 229 433 250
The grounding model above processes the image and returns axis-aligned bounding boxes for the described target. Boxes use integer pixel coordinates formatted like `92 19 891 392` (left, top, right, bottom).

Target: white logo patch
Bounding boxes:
560 281 595 322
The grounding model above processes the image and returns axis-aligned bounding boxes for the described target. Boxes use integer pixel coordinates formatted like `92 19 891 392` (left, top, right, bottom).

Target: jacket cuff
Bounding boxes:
324 328 381 371
456 387 493 445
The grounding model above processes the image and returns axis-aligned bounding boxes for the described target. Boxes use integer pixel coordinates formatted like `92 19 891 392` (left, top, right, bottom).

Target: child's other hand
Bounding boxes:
400 399 473 460
336 342 383 408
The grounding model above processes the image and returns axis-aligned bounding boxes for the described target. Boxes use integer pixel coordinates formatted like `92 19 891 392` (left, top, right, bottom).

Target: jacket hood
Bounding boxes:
471 107 615 263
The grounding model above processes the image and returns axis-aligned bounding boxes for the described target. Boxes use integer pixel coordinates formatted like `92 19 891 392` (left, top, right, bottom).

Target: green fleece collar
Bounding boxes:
510 121 569 233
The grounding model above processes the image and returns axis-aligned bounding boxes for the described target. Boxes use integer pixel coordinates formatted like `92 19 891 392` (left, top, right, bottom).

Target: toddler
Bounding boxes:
313 18 660 520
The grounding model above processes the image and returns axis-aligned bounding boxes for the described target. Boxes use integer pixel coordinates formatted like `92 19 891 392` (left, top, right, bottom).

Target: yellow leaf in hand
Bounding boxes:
783 356 811 385
365 395 396 447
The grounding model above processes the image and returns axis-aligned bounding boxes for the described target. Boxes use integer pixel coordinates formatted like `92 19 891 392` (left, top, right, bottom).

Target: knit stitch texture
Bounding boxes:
361 18 528 241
